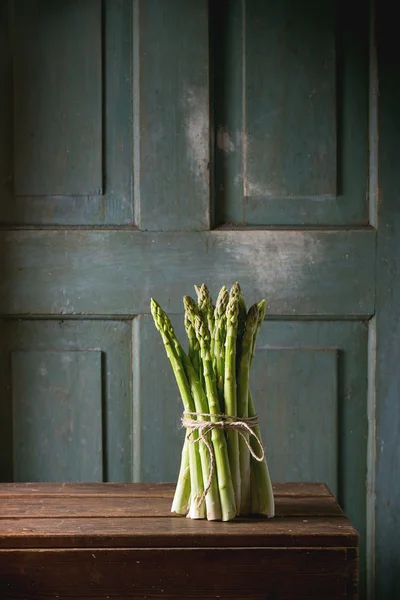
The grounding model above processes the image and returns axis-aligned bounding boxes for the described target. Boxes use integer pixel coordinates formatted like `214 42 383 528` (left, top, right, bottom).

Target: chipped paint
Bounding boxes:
182 87 208 186
217 126 235 153
221 231 325 309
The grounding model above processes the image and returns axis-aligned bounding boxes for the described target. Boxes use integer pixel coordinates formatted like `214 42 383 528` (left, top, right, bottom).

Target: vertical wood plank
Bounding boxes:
376 3 400 598
254 348 338 495
12 351 103 482
211 0 244 226
13 0 102 196
245 0 336 198
212 0 369 227
103 0 133 223
135 0 210 231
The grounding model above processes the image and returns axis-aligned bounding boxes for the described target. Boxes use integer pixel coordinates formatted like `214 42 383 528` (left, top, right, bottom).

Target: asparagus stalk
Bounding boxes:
159 300 222 521
250 457 260 514
248 299 275 517
229 282 247 365
193 313 237 521
224 293 241 509
213 286 229 408
237 303 259 515
171 435 191 514
184 295 204 387
184 312 201 377
155 298 222 520
150 299 205 519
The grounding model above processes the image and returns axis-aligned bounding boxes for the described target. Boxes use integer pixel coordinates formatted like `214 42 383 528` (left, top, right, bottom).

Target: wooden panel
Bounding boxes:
0 0 133 225
0 514 357 549
376 4 400 598
0 483 358 550
0 320 132 483
0 229 375 316
245 0 336 197
252 320 367 595
257 349 338 494
13 0 102 196
0 482 177 497
0 494 343 519
135 0 210 231
0 548 358 599
213 0 369 226
12 350 102 482
0 481 332 498
0 483 358 597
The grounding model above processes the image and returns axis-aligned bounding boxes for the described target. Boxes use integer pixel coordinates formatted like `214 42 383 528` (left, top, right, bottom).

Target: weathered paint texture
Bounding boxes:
0 1 389 597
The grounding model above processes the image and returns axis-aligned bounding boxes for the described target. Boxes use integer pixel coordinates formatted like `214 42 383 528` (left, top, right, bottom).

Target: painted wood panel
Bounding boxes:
257 349 338 494
135 0 210 231
12 350 103 482
245 0 336 198
0 320 132 483
0 229 375 316
0 0 133 225
376 3 400 597
13 0 102 196
212 0 369 226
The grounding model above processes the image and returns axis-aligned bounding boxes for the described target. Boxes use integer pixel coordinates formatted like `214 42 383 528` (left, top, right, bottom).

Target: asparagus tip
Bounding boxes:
184 295 199 320
215 286 229 319
247 303 260 327
226 294 240 323
257 299 267 325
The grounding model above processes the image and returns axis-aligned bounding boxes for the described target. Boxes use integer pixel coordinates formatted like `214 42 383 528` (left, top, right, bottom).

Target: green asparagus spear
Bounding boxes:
151 299 205 519
197 283 215 354
224 293 241 509
156 302 221 521
237 303 259 515
213 286 229 407
229 282 247 362
248 299 275 517
184 312 201 377
184 295 204 387
192 313 237 521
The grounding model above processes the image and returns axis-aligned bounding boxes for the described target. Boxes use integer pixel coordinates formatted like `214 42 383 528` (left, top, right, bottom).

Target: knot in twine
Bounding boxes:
181 412 265 508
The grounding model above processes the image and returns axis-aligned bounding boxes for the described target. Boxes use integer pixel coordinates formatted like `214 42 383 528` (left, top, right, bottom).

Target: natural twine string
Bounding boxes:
181 411 265 508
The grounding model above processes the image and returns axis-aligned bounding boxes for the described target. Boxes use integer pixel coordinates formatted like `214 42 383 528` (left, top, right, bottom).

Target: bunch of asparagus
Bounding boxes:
151 282 274 522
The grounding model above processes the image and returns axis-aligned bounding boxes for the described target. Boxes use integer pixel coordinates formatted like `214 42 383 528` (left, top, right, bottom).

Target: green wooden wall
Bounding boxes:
0 1 395 598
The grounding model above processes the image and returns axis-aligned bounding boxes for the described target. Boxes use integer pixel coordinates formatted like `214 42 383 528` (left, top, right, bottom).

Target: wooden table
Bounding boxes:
0 482 358 599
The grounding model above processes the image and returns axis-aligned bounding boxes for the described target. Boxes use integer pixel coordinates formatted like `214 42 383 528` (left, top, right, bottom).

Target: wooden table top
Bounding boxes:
0 482 358 549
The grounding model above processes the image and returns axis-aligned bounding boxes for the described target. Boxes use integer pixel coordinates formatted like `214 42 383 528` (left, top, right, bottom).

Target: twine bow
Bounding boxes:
181 412 265 508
